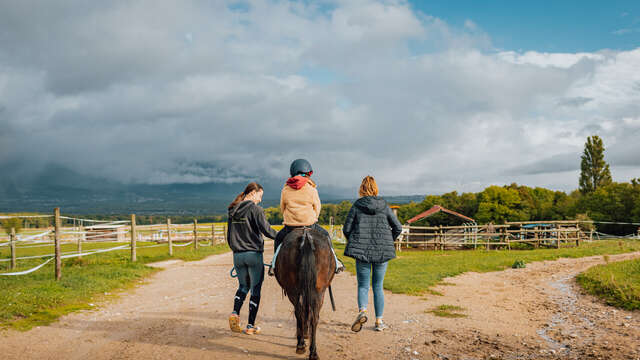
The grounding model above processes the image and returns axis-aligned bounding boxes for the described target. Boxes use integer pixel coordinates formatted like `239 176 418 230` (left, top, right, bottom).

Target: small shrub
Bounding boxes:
511 259 526 269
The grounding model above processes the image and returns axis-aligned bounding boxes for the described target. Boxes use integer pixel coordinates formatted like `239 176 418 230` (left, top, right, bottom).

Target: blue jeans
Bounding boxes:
356 260 388 318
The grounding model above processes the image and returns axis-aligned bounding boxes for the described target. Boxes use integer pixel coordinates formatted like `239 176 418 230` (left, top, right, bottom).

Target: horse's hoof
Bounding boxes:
309 354 319 360
296 346 306 354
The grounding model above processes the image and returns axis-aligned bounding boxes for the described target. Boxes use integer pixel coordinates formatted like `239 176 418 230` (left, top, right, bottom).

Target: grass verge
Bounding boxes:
576 257 640 310
0 241 230 330
335 239 640 296
428 304 467 318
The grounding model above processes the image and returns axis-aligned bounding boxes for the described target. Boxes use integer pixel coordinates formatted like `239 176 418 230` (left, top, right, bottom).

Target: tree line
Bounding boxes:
261 181 639 235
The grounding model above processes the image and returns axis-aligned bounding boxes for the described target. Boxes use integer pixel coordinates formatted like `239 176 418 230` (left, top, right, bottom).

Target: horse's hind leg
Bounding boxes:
294 297 306 354
308 308 320 360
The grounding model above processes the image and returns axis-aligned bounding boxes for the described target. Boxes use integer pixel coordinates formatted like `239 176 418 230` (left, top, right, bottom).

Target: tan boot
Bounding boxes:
229 313 242 333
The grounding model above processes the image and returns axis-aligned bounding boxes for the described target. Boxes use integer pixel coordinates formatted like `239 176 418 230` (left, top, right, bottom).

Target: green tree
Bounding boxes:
579 135 612 194
576 182 636 234
264 207 283 225
475 186 528 224
1 217 22 235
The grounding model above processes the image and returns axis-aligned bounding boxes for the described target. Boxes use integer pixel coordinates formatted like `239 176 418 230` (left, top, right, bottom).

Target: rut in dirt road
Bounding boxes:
0 244 639 360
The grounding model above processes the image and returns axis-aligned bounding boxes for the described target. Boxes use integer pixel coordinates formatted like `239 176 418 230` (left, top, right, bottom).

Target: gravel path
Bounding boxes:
1 244 638 360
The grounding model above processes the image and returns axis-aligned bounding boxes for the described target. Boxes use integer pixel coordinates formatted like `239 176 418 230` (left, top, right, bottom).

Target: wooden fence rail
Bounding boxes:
397 222 588 251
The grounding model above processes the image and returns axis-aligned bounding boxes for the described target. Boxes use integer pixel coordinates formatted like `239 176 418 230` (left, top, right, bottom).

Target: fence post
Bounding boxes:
130 214 137 262
211 223 216 244
224 223 228 244
10 227 16 270
505 228 510 250
193 219 198 250
54 207 61 281
576 227 580 247
167 218 173 256
486 225 490 251
473 226 478 250
77 225 83 257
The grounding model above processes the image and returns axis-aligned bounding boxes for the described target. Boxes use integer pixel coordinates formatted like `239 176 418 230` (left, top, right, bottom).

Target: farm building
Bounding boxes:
403 205 479 250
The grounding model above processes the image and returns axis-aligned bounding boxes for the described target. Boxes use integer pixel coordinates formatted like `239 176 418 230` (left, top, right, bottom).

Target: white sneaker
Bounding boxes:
374 320 387 332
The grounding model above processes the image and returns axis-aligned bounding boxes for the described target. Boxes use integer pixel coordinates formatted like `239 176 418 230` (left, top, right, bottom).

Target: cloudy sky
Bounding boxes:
1 0 639 196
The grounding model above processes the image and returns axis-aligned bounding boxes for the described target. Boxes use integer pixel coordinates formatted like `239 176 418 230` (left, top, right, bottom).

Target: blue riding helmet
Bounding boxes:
290 159 313 177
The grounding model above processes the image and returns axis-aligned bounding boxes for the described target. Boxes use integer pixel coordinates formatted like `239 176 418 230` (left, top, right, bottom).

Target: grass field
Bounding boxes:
576 257 640 310
0 241 230 330
335 239 640 295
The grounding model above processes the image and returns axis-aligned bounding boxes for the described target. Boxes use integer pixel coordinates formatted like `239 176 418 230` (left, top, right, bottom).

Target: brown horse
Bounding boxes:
274 227 336 360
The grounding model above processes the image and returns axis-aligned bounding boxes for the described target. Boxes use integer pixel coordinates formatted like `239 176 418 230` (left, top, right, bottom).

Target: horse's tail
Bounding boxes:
297 229 318 332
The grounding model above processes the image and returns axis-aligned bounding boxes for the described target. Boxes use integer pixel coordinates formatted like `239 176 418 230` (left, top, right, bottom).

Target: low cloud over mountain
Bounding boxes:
1 0 639 201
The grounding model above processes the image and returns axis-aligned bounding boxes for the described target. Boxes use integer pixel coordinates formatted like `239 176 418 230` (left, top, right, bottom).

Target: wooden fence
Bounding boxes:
1 210 229 279
396 221 589 251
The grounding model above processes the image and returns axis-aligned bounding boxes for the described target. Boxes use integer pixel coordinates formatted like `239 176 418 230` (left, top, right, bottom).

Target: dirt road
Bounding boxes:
1 244 639 360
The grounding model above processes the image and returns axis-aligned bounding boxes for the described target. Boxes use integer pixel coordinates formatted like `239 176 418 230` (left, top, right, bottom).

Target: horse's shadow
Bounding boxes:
48 313 300 359
145 310 354 337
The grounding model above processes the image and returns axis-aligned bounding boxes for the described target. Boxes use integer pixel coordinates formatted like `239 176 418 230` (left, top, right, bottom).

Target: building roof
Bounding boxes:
406 205 475 224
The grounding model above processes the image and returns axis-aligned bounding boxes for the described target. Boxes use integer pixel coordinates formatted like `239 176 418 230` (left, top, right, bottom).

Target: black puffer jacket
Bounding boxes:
227 200 277 253
343 196 402 263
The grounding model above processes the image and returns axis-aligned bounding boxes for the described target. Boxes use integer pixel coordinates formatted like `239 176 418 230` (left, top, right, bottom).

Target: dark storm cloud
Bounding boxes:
1 0 639 194
504 153 579 176
557 97 593 107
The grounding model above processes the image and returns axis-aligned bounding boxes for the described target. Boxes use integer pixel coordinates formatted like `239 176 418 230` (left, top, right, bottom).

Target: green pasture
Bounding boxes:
577 258 640 310
335 239 640 296
0 241 230 330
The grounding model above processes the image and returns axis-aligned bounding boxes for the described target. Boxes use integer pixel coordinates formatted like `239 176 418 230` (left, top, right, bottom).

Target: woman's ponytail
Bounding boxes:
228 182 264 210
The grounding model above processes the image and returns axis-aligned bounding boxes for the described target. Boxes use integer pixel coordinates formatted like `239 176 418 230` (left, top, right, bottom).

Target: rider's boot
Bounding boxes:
329 242 345 274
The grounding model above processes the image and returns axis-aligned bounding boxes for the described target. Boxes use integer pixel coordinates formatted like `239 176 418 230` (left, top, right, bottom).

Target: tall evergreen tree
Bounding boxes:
579 135 612 194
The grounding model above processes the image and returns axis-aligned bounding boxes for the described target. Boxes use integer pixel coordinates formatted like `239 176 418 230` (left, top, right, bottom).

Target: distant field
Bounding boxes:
335 239 640 295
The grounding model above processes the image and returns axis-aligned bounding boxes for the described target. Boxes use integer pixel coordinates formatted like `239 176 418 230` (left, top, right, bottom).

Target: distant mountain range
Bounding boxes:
0 164 424 215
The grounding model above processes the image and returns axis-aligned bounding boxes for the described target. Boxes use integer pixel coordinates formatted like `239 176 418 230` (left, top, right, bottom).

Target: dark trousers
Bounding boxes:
232 251 264 326
274 223 330 250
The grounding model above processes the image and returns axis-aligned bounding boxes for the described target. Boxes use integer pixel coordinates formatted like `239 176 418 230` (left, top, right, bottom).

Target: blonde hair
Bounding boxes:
359 175 379 197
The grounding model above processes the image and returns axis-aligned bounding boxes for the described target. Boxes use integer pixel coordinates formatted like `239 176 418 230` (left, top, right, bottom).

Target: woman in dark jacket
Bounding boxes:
343 176 402 332
227 182 277 335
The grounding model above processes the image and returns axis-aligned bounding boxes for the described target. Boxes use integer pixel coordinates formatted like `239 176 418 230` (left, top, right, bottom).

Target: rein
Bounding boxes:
230 262 272 278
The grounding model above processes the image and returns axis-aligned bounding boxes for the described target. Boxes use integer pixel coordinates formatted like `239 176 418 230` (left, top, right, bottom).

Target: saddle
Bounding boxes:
272 227 315 271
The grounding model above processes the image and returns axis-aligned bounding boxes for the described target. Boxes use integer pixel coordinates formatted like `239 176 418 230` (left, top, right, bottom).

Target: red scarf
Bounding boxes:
286 175 310 190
